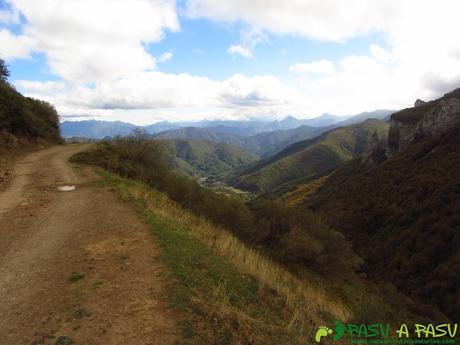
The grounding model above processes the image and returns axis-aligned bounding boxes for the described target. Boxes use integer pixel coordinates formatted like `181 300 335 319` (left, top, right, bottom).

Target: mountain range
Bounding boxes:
60 110 393 139
61 110 394 160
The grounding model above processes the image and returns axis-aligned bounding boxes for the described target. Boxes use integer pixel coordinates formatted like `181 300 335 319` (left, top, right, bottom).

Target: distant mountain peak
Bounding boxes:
281 115 298 122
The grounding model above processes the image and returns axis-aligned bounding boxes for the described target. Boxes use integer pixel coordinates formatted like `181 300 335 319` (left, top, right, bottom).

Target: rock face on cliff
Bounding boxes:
387 89 460 157
414 99 426 107
361 130 387 165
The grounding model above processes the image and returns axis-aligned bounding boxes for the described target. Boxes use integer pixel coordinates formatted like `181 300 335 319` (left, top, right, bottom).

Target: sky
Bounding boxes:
1 0 460 125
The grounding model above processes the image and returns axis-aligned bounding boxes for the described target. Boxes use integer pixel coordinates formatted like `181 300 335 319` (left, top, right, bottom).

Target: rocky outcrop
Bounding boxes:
414 99 426 107
387 90 460 157
361 131 387 165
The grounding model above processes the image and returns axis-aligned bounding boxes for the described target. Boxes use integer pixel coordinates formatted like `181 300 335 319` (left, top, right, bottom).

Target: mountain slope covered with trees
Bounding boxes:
0 59 61 148
0 58 61 189
240 125 330 157
232 119 389 193
162 139 258 180
301 90 460 320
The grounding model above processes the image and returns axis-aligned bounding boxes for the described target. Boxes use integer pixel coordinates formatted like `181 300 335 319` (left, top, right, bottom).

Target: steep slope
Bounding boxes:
302 89 460 320
0 81 61 146
74 160 387 345
241 124 331 157
387 88 460 156
232 119 389 193
74 135 419 343
60 120 138 139
0 75 61 189
162 139 258 179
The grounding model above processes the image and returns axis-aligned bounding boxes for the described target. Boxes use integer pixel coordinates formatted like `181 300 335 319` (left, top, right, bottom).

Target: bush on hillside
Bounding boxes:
250 200 363 275
72 133 256 240
74 133 362 279
0 60 61 144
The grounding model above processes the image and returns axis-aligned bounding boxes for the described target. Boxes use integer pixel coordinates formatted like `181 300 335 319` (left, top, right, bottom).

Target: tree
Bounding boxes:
0 58 10 82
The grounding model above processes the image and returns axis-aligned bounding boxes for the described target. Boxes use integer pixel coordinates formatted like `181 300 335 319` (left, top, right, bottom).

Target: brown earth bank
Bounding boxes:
0 154 13 191
0 144 177 345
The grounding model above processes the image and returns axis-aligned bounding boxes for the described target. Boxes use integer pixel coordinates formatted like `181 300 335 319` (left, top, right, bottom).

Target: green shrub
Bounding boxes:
0 78 61 144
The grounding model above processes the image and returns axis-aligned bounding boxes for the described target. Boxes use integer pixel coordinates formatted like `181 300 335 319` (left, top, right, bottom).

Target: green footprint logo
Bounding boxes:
315 326 333 343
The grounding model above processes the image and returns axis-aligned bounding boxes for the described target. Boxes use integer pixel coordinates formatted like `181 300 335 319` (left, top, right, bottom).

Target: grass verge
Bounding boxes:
97 169 355 345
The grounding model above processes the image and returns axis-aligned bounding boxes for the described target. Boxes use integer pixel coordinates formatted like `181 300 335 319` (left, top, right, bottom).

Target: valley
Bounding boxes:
1 50 458 345
68 88 460 325
231 119 389 193
162 138 258 182
61 110 394 186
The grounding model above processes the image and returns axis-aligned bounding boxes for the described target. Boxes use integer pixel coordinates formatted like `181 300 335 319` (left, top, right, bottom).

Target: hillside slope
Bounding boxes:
232 119 389 193
241 125 330 157
0 81 61 147
0 64 62 189
73 136 421 344
162 139 258 179
302 90 460 320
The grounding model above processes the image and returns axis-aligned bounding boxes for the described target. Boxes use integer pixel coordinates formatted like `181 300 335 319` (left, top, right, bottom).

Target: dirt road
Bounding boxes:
0 145 176 345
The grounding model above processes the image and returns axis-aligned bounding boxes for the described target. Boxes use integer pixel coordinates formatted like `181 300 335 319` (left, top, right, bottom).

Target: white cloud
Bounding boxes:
15 80 66 93
228 29 267 58
158 51 173 63
369 44 391 63
4 0 460 123
0 29 36 59
16 72 296 124
0 7 20 24
228 45 252 58
289 60 335 76
220 73 291 107
188 0 460 103
186 0 398 42
293 54 395 115
4 0 179 82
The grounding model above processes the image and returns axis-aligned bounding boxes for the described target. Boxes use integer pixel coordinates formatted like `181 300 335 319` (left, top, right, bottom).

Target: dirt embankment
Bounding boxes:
0 155 12 191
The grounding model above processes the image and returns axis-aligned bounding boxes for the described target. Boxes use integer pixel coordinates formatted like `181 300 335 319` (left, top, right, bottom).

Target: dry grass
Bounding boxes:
123 181 353 329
